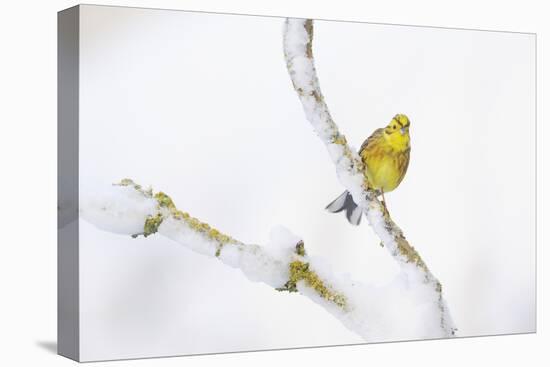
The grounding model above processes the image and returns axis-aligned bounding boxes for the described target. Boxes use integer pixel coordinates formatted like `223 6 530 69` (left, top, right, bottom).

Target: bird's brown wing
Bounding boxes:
359 128 384 155
396 147 411 186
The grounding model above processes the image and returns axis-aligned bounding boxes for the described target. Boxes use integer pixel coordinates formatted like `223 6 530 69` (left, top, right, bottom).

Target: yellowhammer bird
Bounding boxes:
326 114 411 225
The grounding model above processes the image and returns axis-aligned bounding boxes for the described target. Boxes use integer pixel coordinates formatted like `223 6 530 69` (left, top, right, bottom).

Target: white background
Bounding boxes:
76 4 535 360
0 0 548 366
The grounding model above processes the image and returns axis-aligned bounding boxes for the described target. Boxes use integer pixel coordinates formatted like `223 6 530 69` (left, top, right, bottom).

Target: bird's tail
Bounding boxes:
325 190 363 226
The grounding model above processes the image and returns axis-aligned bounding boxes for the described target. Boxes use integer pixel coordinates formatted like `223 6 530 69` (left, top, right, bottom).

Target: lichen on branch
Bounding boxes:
105 179 348 310
276 240 347 309
118 179 237 252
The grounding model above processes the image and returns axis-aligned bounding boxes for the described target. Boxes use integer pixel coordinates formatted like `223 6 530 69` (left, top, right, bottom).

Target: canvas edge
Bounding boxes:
57 4 80 362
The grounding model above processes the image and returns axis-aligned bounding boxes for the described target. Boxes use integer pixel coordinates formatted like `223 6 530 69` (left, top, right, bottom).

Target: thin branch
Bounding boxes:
283 18 456 336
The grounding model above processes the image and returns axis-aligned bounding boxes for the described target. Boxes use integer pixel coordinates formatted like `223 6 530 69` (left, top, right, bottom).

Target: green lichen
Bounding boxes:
277 243 346 309
116 178 152 197
395 235 427 271
143 213 163 237
295 240 306 256
278 260 347 309
154 191 175 210
125 186 238 251
118 178 135 187
332 135 347 146
378 207 428 271
311 90 323 103
215 245 222 258
172 208 235 246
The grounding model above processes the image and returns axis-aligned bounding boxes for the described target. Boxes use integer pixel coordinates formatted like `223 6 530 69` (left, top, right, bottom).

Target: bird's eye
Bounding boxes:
393 125 397 129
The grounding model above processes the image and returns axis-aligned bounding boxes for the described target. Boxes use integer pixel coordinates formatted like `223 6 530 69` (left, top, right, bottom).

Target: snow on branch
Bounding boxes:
82 180 348 305
283 18 456 337
82 179 452 341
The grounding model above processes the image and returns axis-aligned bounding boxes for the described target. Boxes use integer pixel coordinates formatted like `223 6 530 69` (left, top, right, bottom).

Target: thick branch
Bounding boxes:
283 18 456 337
82 179 454 341
82 180 348 305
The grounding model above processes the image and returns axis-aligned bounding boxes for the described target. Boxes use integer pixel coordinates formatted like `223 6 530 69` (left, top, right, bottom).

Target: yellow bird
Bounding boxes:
326 114 411 225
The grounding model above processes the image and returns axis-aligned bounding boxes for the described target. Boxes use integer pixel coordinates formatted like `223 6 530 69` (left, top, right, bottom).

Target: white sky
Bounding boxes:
77 5 535 361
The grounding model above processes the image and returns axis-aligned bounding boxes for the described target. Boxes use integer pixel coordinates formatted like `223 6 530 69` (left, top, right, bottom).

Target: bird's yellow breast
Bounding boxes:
360 134 410 193
365 154 404 192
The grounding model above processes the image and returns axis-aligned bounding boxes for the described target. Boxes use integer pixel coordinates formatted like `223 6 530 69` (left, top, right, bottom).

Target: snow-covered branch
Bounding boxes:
82 179 453 341
283 18 456 337
82 179 349 305
80 18 455 342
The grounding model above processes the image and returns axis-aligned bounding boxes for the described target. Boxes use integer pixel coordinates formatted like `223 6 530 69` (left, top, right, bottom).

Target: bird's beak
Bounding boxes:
400 127 406 135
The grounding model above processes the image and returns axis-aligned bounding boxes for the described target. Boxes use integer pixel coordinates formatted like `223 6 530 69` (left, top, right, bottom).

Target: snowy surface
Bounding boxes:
77 5 535 362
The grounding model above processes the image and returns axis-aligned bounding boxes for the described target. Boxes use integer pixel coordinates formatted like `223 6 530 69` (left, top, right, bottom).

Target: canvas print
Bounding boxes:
58 4 536 362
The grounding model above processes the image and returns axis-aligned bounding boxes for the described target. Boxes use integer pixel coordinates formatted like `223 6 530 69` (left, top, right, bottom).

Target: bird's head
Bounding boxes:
383 114 411 150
